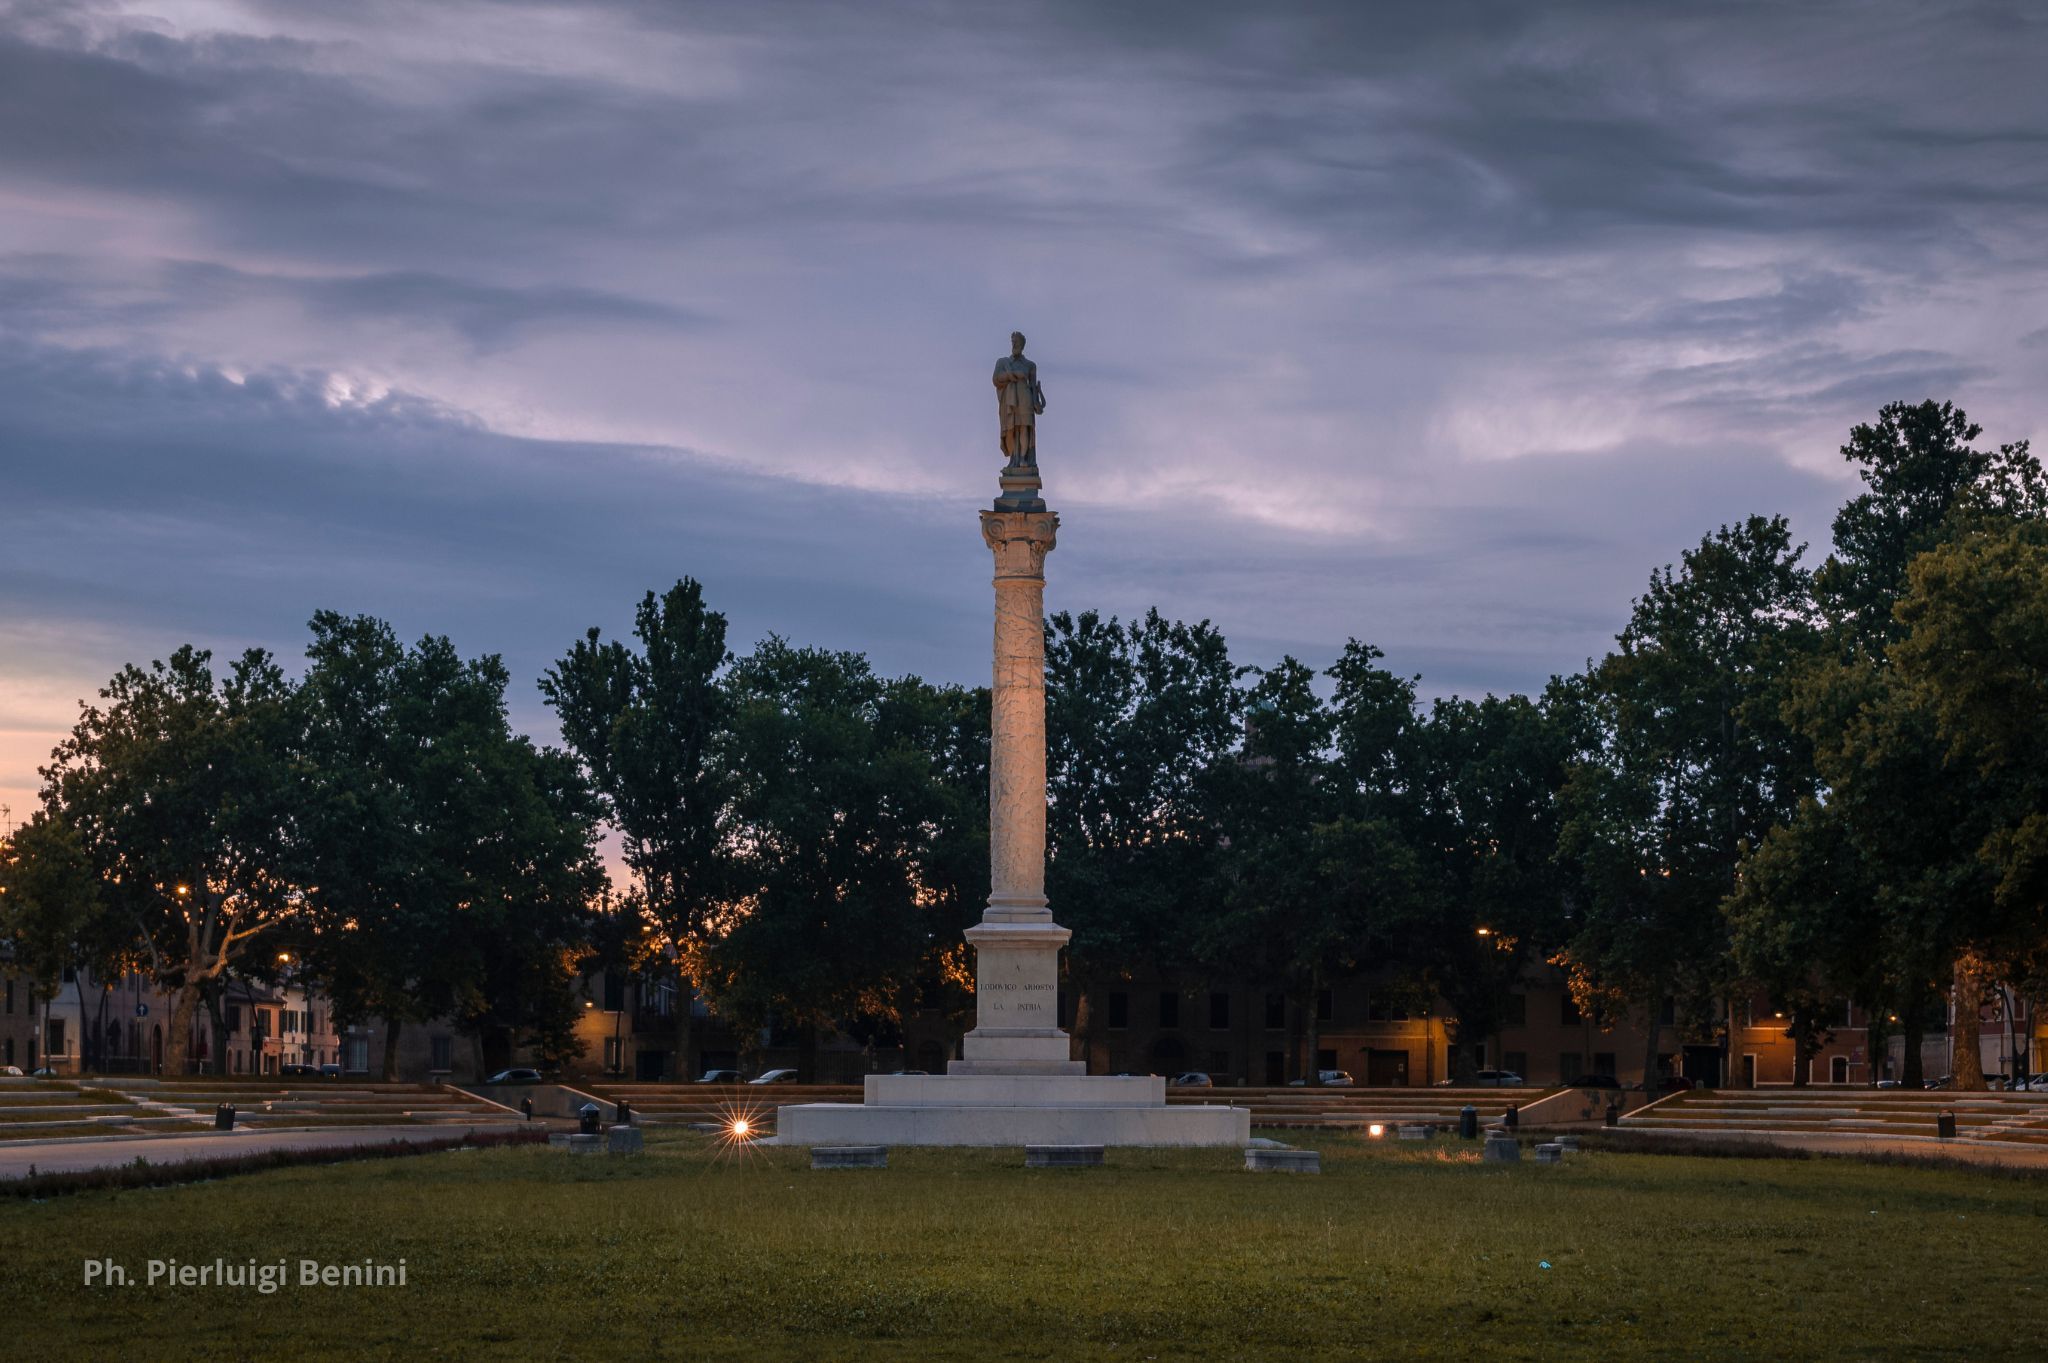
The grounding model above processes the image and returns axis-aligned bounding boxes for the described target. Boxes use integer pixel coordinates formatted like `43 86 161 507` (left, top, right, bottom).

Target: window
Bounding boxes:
1108 992 1129 1030
1503 993 1526 1027
603 971 625 1013
1158 992 1180 1029
62 965 76 983
1659 998 1676 1027
1561 995 1582 1026
47 1019 65 1056
430 1036 453 1070
1316 989 1333 1023
226 1005 241 1034
1559 1052 1583 1082
1592 1052 1617 1078
1504 1051 1527 1078
1265 992 1285 1029
1367 995 1408 1022
1209 992 1230 1030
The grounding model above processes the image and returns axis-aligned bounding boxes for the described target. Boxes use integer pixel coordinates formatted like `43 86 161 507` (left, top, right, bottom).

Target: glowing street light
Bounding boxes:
1367 1123 1385 1138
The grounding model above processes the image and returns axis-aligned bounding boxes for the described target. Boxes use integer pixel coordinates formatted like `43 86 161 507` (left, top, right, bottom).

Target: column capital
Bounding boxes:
980 509 1058 578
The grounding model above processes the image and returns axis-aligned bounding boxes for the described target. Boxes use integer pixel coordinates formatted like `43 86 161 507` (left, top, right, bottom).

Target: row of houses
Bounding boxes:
9 956 2039 1089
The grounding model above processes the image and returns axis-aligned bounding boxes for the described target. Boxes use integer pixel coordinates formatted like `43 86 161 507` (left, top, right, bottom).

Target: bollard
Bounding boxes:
579 1103 601 1136
616 1098 632 1127
1936 1109 1957 1139
214 1103 236 1131
520 1096 534 1121
1503 1103 1519 1131
1459 1105 1478 1140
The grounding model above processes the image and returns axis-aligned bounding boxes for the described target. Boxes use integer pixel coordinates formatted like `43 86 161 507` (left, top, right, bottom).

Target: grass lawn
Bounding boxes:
3 1130 2044 1362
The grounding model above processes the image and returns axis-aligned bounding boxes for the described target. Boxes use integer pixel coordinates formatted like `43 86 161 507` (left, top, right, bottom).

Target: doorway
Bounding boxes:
1741 1053 1757 1087
1366 1049 1409 1086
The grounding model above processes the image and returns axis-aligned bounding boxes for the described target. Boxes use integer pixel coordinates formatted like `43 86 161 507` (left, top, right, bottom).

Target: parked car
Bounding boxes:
280 1063 318 1077
2013 1073 2045 1092
318 1063 343 1078
747 1068 801 1085
1874 1078 1904 1089
0 1066 22 1077
1454 1069 1525 1087
1636 1075 1695 1092
1286 1070 1355 1087
1565 1074 1623 1090
482 1067 546 1085
1171 1072 1214 1087
694 1069 744 1084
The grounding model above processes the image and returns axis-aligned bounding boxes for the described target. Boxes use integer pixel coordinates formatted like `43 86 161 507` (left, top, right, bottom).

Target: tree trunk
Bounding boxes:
797 1019 820 1082
1791 1012 1810 1087
164 984 200 1076
1071 987 1093 1071
1951 957 1987 1089
1727 997 1745 1089
74 975 94 1074
203 980 230 1076
380 1015 404 1081
673 963 695 1082
1640 1002 1662 1107
1302 977 1321 1087
1901 1003 1925 1088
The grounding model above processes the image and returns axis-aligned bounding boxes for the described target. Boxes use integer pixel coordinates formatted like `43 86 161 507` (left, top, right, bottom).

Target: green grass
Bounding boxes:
4 1131 2044 1362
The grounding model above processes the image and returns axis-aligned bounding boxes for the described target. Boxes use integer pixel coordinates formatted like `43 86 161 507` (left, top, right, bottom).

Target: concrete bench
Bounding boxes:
1244 1148 1320 1173
1026 1145 1103 1168
812 1145 888 1169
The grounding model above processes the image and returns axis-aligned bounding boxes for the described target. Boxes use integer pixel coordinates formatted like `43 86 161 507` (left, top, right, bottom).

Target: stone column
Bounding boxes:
952 467 1083 1075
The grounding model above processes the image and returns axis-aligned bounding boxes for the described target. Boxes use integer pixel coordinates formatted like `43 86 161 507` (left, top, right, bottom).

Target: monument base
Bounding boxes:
772 1074 1250 1148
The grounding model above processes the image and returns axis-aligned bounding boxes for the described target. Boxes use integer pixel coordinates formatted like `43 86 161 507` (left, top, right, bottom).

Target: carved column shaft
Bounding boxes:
979 509 1057 920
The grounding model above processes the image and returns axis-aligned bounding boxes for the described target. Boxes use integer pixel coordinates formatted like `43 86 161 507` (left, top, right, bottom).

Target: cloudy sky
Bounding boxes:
3 0 2045 823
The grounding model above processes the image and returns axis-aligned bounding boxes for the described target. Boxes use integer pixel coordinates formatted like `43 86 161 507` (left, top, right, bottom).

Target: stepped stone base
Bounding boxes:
774 1075 1249 1148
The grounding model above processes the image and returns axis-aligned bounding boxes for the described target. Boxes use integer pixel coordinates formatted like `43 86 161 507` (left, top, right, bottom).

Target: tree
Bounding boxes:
1406 692 1575 1078
1893 521 2048 1058
1046 610 1237 1067
1741 402 2044 1088
1818 399 2044 650
300 613 601 1078
1557 517 1818 1088
38 647 303 1075
1205 656 1424 1083
543 579 731 1079
702 640 956 1075
0 811 123 1071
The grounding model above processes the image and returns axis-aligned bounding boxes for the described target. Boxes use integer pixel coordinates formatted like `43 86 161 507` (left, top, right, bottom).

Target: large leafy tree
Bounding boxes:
1407 692 1575 1077
0 811 127 1070
1893 522 2048 1038
1046 610 1237 1063
1206 656 1423 1083
1739 402 2044 1087
1558 517 1818 1087
702 641 967 1075
38 646 303 1074
300 613 601 1077
543 579 731 1077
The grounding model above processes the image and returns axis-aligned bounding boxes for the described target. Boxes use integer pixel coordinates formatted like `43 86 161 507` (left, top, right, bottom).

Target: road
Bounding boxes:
0 1122 529 1180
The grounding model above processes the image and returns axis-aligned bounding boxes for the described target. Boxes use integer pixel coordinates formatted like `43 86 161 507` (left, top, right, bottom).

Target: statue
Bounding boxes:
993 331 1045 469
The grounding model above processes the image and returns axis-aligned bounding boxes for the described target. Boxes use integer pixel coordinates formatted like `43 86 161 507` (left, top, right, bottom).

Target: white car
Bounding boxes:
1286 1070 1354 1087
0 1065 22 1077
747 1068 801 1084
